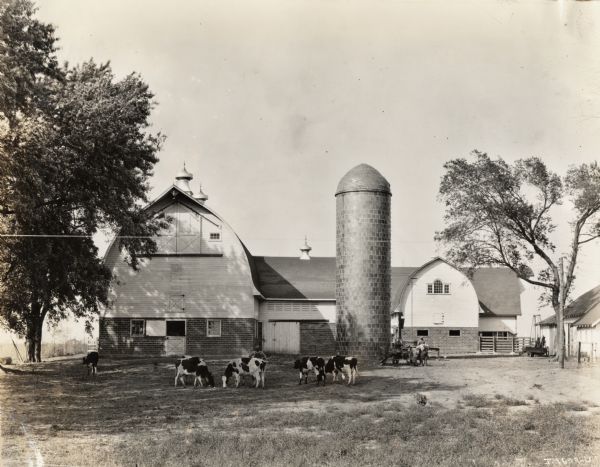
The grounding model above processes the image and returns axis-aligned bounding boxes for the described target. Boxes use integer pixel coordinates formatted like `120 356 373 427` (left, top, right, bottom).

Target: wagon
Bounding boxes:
523 345 549 357
381 343 440 365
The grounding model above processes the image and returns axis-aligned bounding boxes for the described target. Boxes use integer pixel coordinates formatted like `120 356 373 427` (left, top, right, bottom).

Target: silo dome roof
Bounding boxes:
335 164 391 196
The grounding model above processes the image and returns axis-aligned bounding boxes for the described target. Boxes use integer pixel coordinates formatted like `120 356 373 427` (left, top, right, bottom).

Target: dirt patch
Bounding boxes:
1 355 599 466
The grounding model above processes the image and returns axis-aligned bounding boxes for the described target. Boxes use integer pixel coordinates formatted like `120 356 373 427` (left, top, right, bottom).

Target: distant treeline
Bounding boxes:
0 339 90 363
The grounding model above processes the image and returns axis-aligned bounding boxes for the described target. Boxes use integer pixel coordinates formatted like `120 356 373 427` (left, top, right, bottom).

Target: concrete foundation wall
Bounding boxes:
99 317 256 357
403 326 479 354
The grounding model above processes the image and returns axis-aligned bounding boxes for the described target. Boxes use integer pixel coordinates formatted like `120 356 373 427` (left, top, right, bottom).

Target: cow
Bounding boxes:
83 351 99 376
222 357 267 389
174 356 215 388
293 356 326 385
324 355 358 385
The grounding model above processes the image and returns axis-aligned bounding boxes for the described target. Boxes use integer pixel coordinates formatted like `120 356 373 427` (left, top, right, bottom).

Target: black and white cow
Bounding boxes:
83 351 99 376
174 356 215 388
222 357 267 388
324 355 358 385
293 356 326 385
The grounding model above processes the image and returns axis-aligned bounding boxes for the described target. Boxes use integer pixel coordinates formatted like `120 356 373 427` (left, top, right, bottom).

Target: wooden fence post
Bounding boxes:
493 335 496 353
577 341 581 364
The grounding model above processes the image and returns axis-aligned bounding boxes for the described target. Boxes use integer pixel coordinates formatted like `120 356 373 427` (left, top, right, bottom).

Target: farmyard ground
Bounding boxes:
1 356 599 466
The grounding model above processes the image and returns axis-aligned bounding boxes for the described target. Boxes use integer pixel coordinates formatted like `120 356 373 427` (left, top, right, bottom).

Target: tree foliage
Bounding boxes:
436 151 600 366
0 0 166 361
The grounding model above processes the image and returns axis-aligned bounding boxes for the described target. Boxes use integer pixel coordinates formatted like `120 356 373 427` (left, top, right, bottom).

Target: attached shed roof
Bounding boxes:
253 256 520 318
538 284 600 327
253 257 336 300
471 268 522 317
253 257 417 303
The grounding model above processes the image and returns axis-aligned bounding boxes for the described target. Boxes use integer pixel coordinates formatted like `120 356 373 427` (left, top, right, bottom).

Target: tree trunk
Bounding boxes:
556 306 565 369
553 258 566 368
34 320 43 362
25 336 36 362
24 313 45 363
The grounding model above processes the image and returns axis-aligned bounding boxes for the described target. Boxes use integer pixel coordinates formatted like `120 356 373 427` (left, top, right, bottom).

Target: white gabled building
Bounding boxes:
391 258 522 354
538 284 600 359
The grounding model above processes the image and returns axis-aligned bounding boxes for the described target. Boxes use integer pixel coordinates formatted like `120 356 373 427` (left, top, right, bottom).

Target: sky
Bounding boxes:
3 0 600 343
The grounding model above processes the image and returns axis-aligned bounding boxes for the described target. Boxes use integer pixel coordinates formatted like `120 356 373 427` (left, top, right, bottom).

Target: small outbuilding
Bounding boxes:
538 284 600 359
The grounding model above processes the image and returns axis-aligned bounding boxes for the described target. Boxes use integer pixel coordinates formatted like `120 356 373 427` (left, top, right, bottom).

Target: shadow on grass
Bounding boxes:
0 355 466 437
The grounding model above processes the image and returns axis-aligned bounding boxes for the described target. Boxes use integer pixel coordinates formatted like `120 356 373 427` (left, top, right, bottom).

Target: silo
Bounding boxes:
335 164 391 365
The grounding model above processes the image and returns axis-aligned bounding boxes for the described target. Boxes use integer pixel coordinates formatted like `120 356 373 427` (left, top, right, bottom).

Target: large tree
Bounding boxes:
436 151 600 368
0 0 166 361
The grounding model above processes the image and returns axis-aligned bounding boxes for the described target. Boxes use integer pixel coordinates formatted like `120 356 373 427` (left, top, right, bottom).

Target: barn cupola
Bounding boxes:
299 236 312 260
194 183 208 204
175 164 194 195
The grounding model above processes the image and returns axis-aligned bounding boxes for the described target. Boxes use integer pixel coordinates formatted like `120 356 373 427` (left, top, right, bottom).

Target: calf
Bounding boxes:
293 356 326 385
324 355 358 385
174 356 215 388
83 351 99 376
222 357 267 389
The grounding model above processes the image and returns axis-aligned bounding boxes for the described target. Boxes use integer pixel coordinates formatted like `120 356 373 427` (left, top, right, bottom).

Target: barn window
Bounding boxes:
427 280 450 294
416 329 429 337
449 329 461 337
207 319 221 337
209 232 221 241
131 319 145 337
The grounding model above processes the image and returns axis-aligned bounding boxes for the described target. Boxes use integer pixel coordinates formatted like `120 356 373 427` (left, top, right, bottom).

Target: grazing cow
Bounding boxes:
83 351 99 376
293 356 326 385
174 356 215 388
222 357 267 388
324 355 358 385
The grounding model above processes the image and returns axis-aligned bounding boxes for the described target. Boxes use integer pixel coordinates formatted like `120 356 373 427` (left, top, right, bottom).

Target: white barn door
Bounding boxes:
263 322 300 354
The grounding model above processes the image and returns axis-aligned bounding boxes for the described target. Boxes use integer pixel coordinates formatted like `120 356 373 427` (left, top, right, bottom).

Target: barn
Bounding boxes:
391 258 522 354
99 168 523 357
538 284 600 359
99 168 259 357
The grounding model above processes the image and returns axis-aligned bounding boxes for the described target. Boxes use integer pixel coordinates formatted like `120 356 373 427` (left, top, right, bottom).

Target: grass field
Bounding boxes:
1 356 599 466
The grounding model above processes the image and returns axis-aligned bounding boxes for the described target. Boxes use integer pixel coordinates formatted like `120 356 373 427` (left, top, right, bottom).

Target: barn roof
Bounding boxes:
390 267 419 311
252 256 520 317
388 257 521 317
539 284 600 327
252 257 418 303
252 257 336 300
471 268 522 317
